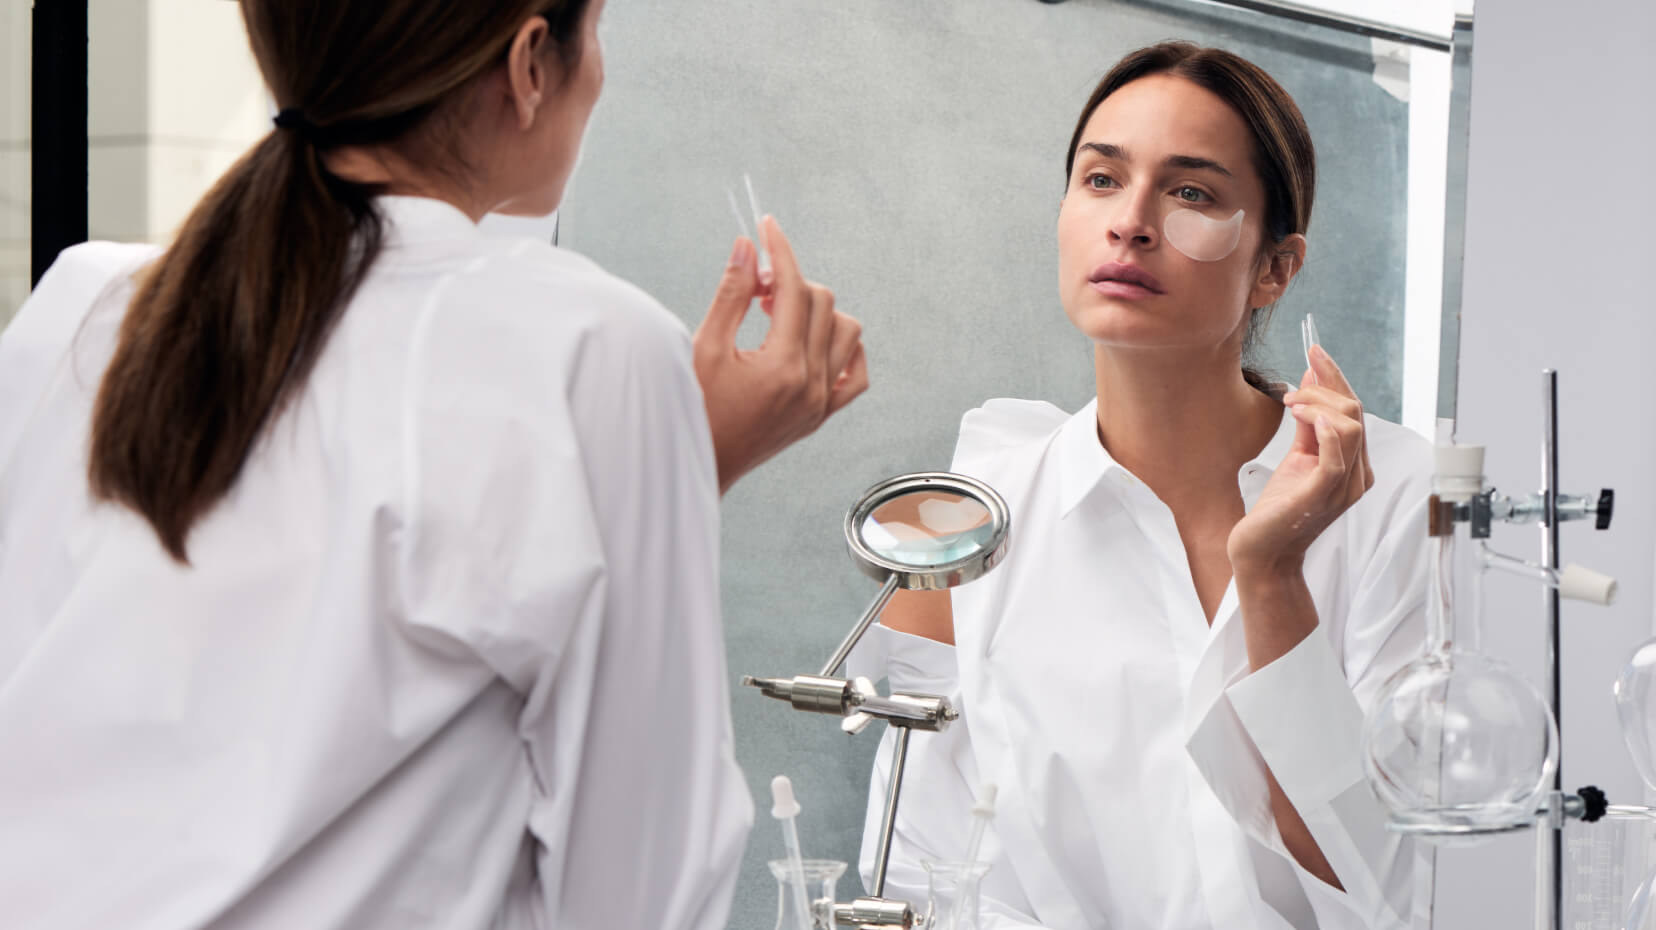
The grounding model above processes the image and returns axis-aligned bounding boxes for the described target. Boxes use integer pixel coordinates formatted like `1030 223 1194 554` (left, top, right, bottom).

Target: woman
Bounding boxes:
0 1 863 927
850 43 1431 930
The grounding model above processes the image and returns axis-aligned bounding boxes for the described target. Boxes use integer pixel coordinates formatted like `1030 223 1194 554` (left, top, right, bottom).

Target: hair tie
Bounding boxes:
273 108 314 135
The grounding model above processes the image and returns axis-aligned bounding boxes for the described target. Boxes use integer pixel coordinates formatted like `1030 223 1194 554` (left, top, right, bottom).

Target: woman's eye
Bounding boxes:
1086 174 1116 191
1175 186 1210 203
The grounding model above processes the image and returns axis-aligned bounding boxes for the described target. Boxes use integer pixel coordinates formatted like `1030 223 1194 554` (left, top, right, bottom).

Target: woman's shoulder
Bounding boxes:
468 237 690 349
36 240 160 284
19 241 161 320
950 397 1074 482
956 398 1072 455
1362 414 1435 489
404 236 694 403
1352 413 1437 530
2 241 158 363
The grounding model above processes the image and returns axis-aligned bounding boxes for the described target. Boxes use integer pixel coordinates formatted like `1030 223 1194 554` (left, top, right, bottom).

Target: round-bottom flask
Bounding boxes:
1361 487 1557 840
1364 649 1557 838
1615 638 1656 791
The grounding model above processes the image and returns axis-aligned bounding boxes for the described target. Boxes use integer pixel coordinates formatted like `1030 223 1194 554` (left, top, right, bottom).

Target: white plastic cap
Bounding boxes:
972 783 998 818
1433 444 1486 502
1558 564 1618 606
770 775 801 819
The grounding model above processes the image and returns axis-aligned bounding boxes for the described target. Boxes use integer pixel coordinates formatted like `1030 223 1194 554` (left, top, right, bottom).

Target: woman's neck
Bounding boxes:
325 145 490 222
1091 342 1284 504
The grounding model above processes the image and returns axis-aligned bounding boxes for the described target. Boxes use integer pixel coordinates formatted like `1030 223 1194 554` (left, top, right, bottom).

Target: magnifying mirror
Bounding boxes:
818 472 1010 679
847 472 1010 589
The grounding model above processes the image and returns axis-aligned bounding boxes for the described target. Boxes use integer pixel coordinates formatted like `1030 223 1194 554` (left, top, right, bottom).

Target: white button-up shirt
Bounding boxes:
0 197 752 929
849 397 1435 930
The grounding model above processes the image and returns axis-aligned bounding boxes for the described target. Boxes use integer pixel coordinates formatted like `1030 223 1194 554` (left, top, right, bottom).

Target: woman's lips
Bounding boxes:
1090 279 1161 299
1088 262 1165 298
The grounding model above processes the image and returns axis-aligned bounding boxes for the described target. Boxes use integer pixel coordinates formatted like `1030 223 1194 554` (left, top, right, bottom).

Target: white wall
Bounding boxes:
1435 0 1656 925
86 0 267 245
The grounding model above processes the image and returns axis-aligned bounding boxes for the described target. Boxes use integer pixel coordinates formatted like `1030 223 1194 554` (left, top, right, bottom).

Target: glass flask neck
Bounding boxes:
1424 493 1482 656
1427 526 1458 656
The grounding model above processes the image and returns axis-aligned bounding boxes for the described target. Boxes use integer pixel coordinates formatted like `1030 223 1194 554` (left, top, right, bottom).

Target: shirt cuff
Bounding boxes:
1224 626 1365 809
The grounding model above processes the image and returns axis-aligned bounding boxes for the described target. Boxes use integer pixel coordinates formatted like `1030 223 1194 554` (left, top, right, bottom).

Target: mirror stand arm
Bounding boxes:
869 724 913 898
821 574 902 678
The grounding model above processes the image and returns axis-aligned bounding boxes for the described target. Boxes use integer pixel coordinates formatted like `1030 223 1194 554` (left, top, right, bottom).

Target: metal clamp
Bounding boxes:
1461 488 1614 538
833 897 919 928
743 675 956 731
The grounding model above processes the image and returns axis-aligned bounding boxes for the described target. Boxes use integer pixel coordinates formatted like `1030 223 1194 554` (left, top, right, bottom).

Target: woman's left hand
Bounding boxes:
1227 344 1373 578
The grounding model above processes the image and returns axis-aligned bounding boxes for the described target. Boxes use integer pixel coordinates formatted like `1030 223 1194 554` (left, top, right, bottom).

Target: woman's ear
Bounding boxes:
505 15 552 130
1247 233 1307 309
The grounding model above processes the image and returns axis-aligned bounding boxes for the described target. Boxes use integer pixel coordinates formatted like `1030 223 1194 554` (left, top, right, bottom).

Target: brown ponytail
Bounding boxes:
87 0 591 562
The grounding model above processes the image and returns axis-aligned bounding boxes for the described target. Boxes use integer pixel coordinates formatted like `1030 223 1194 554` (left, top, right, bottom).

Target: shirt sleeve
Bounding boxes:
1200 480 1434 930
399 255 752 930
852 625 1048 930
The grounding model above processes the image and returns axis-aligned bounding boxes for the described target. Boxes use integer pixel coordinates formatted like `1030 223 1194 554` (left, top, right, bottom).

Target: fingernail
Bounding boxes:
728 238 749 269
1293 404 1307 415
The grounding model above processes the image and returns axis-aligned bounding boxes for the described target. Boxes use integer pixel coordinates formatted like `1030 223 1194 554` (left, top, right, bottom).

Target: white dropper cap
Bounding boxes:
1433 444 1486 502
770 774 801 819
972 783 999 818
1558 564 1619 606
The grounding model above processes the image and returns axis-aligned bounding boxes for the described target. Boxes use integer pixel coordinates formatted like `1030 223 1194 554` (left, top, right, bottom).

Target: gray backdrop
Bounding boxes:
560 1 1408 924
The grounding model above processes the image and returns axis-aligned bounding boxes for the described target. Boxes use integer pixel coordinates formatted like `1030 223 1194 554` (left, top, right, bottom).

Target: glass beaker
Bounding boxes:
767 859 845 930
1362 494 1558 838
1562 806 1656 930
922 859 991 930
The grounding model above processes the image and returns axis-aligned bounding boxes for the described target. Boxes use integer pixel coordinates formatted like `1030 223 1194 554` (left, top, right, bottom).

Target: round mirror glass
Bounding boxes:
860 490 995 568
845 472 1010 590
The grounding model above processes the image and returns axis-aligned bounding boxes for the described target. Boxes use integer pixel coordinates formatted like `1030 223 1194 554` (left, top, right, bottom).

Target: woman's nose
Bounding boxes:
1107 193 1159 247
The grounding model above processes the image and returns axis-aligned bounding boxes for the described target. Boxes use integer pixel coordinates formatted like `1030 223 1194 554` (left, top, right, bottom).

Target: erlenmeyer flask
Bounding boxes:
1362 478 1558 838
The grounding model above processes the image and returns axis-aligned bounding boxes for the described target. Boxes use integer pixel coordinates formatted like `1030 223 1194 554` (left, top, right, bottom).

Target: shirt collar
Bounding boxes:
1056 394 1298 520
377 195 480 246
1056 397 1122 519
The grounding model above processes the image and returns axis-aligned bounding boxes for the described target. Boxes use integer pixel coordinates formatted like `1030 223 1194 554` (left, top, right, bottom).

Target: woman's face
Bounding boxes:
1057 74 1297 355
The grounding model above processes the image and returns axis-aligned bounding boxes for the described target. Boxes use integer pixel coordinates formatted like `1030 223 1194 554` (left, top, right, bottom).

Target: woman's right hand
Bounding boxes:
693 215 868 494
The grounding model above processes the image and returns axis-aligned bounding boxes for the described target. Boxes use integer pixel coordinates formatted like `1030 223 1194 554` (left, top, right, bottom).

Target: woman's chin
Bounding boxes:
1065 302 1165 344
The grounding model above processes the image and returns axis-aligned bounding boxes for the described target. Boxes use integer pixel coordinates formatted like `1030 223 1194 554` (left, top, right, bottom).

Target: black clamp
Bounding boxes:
1596 489 1615 530
1576 785 1609 823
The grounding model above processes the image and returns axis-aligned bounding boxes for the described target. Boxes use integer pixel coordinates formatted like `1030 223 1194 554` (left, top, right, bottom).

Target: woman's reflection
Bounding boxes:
863 491 996 568
848 42 1432 930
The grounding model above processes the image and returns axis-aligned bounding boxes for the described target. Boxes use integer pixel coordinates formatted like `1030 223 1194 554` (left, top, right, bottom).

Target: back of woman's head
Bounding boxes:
90 0 591 562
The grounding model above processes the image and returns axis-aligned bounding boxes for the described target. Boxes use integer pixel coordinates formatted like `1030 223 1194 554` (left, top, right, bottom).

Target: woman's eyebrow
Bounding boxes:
1165 154 1233 178
1077 142 1233 179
